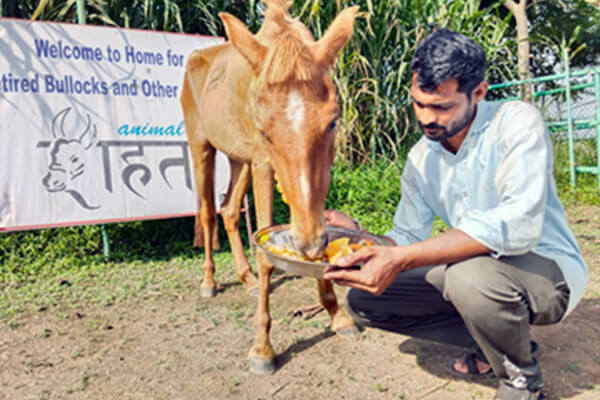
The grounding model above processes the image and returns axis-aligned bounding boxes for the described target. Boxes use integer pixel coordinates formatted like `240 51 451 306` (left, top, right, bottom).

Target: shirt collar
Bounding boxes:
469 100 493 136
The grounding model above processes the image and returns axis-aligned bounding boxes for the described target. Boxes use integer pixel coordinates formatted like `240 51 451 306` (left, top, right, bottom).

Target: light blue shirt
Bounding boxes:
386 100 588 317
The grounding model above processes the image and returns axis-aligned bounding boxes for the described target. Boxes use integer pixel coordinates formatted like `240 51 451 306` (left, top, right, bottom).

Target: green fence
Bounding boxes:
488 50 600 191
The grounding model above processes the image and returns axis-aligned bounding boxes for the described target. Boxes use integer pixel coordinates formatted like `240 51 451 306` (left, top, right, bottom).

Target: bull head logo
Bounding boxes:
42 107 100 210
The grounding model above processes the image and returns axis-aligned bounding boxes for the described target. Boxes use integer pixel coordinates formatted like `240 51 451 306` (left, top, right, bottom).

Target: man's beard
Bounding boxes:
420 104 475 143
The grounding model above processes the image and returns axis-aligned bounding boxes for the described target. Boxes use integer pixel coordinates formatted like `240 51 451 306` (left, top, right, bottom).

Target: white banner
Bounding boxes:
0 19 230 232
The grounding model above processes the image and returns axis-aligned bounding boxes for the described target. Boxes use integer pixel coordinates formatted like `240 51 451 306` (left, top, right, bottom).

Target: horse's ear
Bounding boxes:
313 6 359 68
219 12 266 73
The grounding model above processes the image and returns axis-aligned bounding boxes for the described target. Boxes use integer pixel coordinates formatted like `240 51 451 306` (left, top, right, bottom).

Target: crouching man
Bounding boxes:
324 29 588 400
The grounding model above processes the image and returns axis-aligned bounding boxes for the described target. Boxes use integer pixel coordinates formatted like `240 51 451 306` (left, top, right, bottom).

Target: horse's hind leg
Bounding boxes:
219 160 258 294
317 279 359 338
182 100 218 296
181 60 221 297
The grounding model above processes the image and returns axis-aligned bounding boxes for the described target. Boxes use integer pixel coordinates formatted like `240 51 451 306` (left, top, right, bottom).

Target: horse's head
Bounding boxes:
220 1 358 259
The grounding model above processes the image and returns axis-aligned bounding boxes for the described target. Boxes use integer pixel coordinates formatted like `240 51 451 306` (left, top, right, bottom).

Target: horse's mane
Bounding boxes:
262 33 314 84
259 1 317 85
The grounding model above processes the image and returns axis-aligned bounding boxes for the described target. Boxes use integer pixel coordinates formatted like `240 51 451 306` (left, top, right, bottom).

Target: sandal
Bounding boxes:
495 381 546 399
448 350 495 378
449 341 539 379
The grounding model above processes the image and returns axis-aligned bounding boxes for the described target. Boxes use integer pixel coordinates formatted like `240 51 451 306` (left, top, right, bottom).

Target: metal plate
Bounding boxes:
253 224 389 278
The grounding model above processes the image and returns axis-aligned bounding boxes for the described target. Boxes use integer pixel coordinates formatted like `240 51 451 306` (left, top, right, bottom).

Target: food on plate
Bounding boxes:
264 236 374 263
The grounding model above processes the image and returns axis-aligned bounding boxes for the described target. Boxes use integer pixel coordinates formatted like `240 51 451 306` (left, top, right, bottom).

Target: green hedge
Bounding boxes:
0 218 201 284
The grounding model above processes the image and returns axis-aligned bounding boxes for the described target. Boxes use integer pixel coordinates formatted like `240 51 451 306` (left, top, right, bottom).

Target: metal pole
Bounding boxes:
75 0 110 258
101 224 111 259
76 0 86 24
595 67 600 191
488 68 590 91
564 47 576 189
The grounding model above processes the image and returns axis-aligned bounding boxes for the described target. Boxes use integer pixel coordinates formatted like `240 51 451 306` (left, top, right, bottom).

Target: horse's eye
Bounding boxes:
328 119 337 132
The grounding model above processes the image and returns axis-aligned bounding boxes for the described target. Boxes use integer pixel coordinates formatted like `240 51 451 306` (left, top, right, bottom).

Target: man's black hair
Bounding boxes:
410 28 486 96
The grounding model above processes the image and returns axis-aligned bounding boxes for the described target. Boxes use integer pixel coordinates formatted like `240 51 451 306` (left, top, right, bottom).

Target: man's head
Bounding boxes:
411 28 486 96
410 29 488 147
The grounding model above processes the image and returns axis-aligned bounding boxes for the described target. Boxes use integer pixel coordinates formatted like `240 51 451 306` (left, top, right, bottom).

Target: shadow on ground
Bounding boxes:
276 330 336 370
397 298 600 400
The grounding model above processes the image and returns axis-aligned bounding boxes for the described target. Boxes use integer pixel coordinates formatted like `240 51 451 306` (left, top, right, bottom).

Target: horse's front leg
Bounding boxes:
249 251 276 374
317 279 360 338
248 161 277 375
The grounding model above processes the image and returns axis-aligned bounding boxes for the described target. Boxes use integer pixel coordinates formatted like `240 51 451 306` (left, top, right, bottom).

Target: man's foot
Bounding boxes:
453 353 492 375
449 351 494 378
448 341 539 379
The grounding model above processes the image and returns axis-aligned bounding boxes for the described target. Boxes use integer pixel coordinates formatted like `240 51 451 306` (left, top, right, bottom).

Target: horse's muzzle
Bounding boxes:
291 231 329 260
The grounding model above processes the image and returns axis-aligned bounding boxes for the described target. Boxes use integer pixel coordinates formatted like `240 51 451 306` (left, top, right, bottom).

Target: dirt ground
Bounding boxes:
1 205 600 400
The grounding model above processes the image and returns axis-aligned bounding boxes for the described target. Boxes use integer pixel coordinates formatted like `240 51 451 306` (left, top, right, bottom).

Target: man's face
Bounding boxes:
410 74 475 143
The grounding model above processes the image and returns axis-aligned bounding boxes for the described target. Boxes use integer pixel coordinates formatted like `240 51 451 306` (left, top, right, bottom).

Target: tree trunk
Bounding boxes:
504 0 532 102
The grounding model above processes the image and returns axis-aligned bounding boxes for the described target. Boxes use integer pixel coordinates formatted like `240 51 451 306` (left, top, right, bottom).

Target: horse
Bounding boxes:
180 0 359 374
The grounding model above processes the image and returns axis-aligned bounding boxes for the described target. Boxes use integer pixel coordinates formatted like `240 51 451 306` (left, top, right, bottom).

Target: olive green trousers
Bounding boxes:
345 253 570 387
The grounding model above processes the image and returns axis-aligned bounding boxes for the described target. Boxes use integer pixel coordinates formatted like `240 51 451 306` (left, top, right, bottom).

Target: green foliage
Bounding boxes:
527 0 600 76
0 225 102 283
554 137 600 207
478 0 600 98
325 159 404 235
0 217 208 284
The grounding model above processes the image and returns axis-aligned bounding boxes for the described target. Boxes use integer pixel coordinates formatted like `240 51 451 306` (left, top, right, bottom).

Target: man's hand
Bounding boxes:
324 209 360 230
323 245 410 295
322 229 492 295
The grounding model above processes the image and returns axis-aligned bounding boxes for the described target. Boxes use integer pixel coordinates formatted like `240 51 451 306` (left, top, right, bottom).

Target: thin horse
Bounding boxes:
180 0 359 374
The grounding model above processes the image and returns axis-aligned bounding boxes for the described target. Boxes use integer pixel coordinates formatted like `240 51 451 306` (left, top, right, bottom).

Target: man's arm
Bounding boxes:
398 228 491 268
323 228 490 295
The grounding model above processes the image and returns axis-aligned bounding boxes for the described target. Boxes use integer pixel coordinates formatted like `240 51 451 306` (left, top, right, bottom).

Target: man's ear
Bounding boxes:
471 81 488 103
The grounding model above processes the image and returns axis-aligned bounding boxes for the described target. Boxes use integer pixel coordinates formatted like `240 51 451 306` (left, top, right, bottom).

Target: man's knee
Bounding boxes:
443 257 503 317
345 287 361 313
345 288 379 326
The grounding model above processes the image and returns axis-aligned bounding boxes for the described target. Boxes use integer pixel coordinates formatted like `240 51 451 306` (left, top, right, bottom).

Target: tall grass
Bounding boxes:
15 0 518 163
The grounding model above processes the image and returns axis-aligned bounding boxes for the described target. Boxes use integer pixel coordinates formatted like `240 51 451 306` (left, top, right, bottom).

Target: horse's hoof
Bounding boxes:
200 286 217 298
249 357 277 375
246 284 259 297
335 324 360 339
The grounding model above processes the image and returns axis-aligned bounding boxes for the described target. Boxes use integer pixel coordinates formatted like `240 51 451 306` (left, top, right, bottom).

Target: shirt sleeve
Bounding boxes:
456 102 551 256
385 159 435 246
